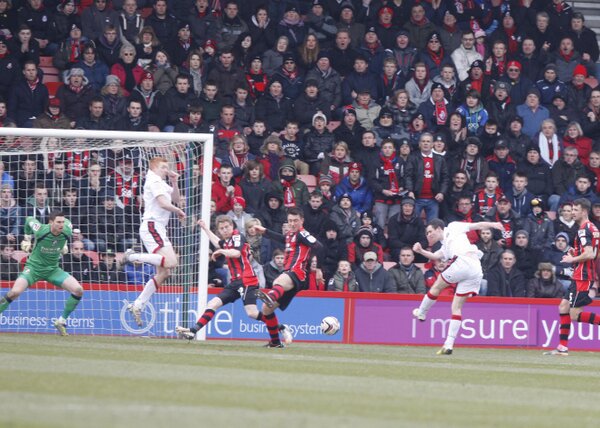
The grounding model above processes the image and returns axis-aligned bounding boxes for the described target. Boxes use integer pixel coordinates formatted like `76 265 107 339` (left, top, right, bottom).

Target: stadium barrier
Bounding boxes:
2 282 600 351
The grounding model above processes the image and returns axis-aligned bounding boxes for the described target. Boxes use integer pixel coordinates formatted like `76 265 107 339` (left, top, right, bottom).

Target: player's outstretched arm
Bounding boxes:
412 242 443 261
168 170 182 205
156 194 186 222
197 219 223 248
468 221 504 232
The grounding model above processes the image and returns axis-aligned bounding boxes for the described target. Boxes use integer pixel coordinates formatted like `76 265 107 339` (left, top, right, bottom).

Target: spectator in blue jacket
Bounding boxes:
516 88 549 139
335 162 373 214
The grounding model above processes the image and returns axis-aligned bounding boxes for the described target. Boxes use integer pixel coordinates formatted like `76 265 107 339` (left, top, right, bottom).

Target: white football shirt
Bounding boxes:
142 169 173 226
440 222 481 260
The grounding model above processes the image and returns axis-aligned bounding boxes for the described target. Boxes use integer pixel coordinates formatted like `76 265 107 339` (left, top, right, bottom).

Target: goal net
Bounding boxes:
0 128 213 338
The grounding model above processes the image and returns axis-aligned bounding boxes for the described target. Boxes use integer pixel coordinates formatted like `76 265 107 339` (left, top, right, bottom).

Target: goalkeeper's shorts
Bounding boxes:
19 265 70 287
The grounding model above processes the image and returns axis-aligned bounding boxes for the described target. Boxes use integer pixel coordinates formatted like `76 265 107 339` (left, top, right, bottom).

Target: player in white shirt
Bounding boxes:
124 157 186 326
412 218 504 355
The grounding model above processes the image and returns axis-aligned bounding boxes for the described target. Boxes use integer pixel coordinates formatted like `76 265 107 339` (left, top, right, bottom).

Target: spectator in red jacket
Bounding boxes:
211 164 242 214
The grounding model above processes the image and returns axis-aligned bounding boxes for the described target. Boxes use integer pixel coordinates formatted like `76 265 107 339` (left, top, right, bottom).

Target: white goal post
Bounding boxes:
0 128 213 339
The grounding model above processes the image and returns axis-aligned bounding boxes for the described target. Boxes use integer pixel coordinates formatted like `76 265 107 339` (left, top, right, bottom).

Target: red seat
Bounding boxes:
298 174 317 193
84 250 100 267
39 56 53 67
45 81 63 96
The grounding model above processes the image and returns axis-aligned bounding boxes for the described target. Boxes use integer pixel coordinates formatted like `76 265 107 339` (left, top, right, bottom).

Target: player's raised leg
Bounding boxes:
413 274 450 321
54 274 84 336
256 273 295 308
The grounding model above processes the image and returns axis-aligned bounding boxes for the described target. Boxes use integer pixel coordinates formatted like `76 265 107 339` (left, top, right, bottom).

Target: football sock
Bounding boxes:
418 291 438 316
559 313 571 348
0 294 13 313
128 253 164 266
263 313 281 344
255 312 263 321
61 294 82 319
190 309 215 333
269 285 284 302
135 277 158 309
443 315 462 350
578 312 600 325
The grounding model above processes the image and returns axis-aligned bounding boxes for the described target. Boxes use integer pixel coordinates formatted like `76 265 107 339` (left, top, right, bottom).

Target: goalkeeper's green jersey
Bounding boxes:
24 216 72 271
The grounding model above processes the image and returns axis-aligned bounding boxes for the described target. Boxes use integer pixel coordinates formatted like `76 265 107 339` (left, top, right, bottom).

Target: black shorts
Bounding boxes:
277 271 307 311
218 281 258 306
564 282 593 308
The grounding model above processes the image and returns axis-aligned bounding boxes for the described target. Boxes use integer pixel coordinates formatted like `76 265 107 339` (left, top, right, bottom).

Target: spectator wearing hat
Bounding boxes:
52 22 89 72
387 196 427 260
504 116 531 164
335 161 373 214
486 81 515 133
416 31 454 79
0 0 18 37
457 59 491 105
541 231 574 291
549 36 592 84
329 192 360 244
356 26 387 74
335 3 365 48
350 88 381 131
486 139 517 193
32 97 71 129
567 12 599 71
484 195 521 249
526 262 562 298
451 31 483 82
489 12 525 56
88 189 128 253
306 51 342 113
372 107 405 146
333 106 365 153
347 227 383 270
566 64 592 112
522 197 555 249
369 138 404 227
244 54 269 100
516 88 549 139
535 63 569 107
94 25 123 69
225 195 253 235
418 83 452 132
354 250 396 293
130 70 164 130
269 158 310 209
167 22 200 69
277 4 307 50
90 246 127 284
358 209 384 246
8 60 49 127
552 203 577 245
100 74 128 122
303 111 335 175
404 62 432 109
74 43 110 92
56 67 97 125
257 134 284 180
549 94 580 137
514 229 543 280
388 30 418 82
486 249 526 297
499 59 532 107
316 173 335 210
292 79 330 129
518 145 553 202
255 78 293 132
342 54 378 106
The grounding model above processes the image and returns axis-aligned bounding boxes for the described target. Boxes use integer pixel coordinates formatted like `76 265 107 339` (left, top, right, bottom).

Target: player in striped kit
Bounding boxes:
545 199 600 356
124 157 185 326
412 218 504 354
175 217 292 346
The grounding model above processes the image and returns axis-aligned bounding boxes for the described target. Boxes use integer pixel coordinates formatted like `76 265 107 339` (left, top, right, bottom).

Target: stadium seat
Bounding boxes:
298 174 317 192
383 261 396 270
78 0 93 14
84 250 100 267
11 250 28 264
39 56 53 67
45 81 63 97
41 64 61 84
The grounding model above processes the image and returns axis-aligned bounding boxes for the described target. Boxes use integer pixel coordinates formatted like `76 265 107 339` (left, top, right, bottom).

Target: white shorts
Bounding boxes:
140 221 172 254
440 255 483 297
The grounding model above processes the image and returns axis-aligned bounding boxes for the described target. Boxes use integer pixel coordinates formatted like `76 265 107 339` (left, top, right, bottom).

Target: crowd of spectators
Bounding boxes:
0 0 600 298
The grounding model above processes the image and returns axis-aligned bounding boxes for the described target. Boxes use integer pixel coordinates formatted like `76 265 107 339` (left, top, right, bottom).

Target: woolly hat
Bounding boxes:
141 71 153 82
319 174 333 185
348 162 362 172
105 74 121 86
515 229 529 239
401 196 415 206
507 60 521 71
555 232 569 241
573 64 588 78
232 196 246 209
312 111 327 125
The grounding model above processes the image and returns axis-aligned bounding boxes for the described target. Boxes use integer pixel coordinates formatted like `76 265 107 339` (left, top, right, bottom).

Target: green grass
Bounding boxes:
1 335 599 428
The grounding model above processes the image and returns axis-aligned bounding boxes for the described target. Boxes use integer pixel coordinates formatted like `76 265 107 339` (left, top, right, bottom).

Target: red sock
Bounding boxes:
191 309 215 333
559 313 571 348
578 312 600 325
269 285 285 301
263 312 280 344
427 291 438 300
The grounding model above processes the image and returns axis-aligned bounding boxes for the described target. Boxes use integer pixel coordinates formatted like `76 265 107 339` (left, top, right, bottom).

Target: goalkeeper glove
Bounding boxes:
21 235 32 253
61 243 69 255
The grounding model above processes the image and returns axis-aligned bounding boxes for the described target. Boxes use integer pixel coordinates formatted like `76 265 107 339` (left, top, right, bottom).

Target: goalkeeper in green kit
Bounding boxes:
0 211 84 336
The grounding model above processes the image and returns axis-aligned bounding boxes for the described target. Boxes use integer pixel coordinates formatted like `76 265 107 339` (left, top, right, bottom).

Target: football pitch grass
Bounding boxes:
2 334 600 428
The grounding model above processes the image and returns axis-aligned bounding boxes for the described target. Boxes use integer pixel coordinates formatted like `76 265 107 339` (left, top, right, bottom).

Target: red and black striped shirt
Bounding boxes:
573 220 600 283
221 231 258 286
284 228 319 282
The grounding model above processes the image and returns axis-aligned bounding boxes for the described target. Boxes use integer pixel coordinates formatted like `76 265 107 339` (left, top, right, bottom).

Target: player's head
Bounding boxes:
572 198 591 223
49 210 66 234
149 157 169 177
286 207 304 232
425 218 445 246
215 215 234 238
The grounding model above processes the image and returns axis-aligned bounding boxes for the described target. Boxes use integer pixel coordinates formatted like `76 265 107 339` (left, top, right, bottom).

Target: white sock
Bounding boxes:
135 278 158 309
444 317 462 350
129 253 164 266
418 293 437 316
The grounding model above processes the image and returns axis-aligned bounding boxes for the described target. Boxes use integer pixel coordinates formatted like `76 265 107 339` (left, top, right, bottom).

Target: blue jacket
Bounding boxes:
516 104 550 139
74 60 110 92
335 176 374 214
